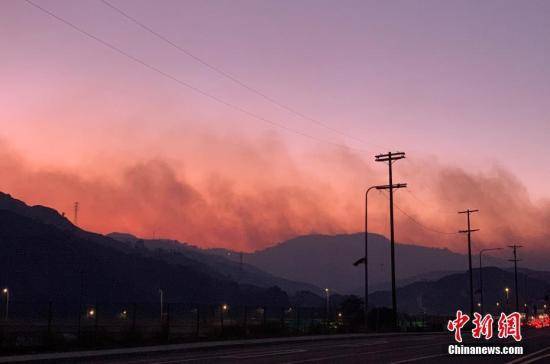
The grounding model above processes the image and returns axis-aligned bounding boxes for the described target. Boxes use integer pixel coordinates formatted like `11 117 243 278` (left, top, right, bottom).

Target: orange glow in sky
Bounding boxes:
1 0 549 255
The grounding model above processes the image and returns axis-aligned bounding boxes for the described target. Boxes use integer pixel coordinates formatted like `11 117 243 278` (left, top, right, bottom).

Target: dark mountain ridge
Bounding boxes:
106 232 321 295
208 233 508 294
0 193 291 307
369 266 550 315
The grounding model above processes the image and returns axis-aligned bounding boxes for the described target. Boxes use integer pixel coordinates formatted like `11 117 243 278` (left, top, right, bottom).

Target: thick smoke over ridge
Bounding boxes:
0 139 548 256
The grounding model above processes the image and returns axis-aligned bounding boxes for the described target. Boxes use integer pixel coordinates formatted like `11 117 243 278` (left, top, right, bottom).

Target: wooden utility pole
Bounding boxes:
508 244 523 312
375 151 406 328
459 209 479 317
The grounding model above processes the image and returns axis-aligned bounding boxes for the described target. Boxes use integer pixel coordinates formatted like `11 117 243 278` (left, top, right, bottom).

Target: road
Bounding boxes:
68 328 550 364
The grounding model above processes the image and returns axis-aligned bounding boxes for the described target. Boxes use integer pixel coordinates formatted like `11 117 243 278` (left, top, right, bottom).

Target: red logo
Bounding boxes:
447 310 470 342
472 312 494 340
447 311 522 342
497 312 522 341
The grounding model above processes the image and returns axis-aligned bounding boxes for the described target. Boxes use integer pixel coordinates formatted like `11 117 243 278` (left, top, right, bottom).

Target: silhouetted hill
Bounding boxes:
209 233 507 294
0 192 74 230
106 232 321 295
369 267 550 314
0 194 290 308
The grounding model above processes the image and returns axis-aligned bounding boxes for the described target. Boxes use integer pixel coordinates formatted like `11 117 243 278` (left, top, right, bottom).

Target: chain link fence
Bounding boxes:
0 301 449 352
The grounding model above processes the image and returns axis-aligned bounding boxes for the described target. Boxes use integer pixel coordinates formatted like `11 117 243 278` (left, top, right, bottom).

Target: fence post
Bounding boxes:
262 306 267 330
243 306 248 336
94 303 99 342
164 303 170 341
220 306 224 336
47 301 53 338
77 302 82 340
195 307 200 338
131 303 137 334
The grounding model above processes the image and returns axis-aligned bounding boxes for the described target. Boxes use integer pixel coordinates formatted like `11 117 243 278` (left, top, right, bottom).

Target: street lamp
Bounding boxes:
2 288 9 321
354 184 405 329
479 248 503 315
324 288 330 323
220 304 228 333
505 287 510 300
120 309 128 320
159 289 164 321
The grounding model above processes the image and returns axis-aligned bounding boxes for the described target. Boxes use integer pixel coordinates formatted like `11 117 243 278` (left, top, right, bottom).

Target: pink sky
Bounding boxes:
1 0 549 254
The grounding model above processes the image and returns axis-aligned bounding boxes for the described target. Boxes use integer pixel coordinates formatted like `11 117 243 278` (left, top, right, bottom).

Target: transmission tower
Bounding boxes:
74 202 79 226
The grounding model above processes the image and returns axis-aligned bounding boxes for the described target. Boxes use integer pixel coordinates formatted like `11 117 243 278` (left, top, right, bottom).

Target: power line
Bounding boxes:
404 190 457 215
24 0 369 154
380 191 458 235
100 0 382 150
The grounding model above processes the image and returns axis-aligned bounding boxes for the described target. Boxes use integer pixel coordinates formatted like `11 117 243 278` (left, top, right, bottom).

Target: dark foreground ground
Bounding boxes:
27 327 550 364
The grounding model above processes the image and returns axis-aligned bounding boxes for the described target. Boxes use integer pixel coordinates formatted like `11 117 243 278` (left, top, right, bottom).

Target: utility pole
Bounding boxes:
508 245 523 312
375 151 406 328
479 248 503 315
458 209 479 317
74 202 79 226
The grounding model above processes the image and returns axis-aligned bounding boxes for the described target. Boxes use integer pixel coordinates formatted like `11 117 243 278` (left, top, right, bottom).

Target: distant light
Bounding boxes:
222 304 228 311
88 309 95 317
477 303 481 307
496 302 500 306
505 287 510 293
338 312 343 318
1 288 7 294
325 288 329 293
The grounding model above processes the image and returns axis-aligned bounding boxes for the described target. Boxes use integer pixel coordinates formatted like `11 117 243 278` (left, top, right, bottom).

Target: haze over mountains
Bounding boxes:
209 234 508 294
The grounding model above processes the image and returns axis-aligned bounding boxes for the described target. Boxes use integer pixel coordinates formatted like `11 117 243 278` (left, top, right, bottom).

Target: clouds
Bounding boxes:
0 138 548 256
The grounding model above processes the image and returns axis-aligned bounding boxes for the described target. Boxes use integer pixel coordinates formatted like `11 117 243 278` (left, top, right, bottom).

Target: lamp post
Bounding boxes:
354 184 386 328
354 183 405 330
221 304 228 333
324 288 330 325
479 248 502 315
505 288 510 312
2 288 8 321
